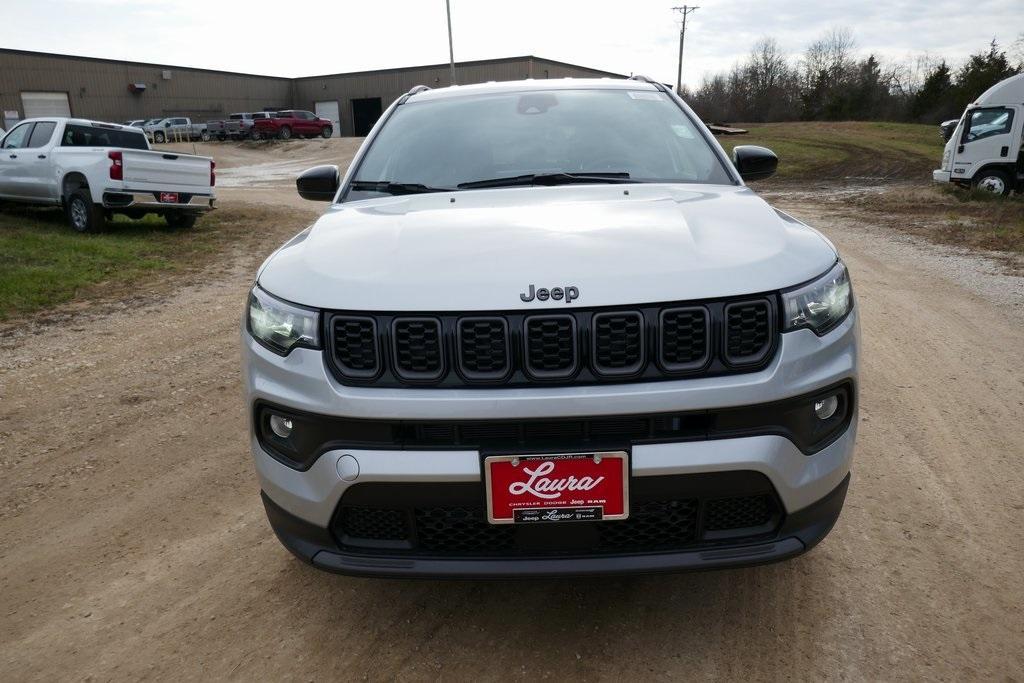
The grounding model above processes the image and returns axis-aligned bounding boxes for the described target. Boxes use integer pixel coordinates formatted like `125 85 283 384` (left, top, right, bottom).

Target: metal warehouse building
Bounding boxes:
0 49 623 137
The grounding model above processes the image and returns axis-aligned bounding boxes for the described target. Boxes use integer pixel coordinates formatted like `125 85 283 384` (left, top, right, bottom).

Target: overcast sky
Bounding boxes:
3 0 1021 87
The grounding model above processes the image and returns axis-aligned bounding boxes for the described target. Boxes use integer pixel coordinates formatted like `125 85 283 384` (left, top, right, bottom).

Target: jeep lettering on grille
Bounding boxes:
520 284 579 303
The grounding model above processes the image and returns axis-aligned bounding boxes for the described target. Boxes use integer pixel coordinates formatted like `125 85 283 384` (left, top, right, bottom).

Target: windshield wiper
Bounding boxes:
349 180 450 195
457 172 632 190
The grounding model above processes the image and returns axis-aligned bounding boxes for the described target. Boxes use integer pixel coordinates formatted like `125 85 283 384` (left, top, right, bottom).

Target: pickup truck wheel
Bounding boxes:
66 191 104 233
321 127 333 138
200 131 211 142
154 131 165 144
217 133 227 141
279 126 292 140
973 170 1012 196
165 213 197 229
250 130 261 141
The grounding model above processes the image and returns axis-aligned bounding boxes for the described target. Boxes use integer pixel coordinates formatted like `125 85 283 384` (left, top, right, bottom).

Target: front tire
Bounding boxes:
154 131 165 144
321 127 333 138
165 213 197 229
200 131 211 142
973 169 1012 196
250 130 261 141
278 126 292 140
65 190 104 233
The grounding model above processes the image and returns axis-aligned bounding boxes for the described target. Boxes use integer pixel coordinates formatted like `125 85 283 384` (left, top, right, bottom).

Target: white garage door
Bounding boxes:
21 92 71 119
315 100 341 137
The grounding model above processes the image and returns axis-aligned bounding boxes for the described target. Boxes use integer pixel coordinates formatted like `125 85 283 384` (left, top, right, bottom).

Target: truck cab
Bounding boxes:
934 74 1024 195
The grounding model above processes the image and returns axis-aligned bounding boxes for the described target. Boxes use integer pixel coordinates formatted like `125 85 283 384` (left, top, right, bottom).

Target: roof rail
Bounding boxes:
398 84 431 104
629 74 670 93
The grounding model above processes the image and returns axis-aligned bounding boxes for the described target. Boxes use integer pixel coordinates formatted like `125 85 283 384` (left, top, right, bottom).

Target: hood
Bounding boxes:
258 184 837 311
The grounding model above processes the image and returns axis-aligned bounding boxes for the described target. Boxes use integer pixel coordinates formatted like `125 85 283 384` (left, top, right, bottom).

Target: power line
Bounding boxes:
671 5 699 95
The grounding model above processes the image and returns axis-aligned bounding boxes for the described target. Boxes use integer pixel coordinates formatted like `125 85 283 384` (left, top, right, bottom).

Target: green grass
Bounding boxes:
0 205 270 321
719 121 941 182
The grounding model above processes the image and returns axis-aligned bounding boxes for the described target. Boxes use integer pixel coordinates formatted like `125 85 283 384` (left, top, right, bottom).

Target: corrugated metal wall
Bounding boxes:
0 50 292 125
1 50 623 135
292 57 624 137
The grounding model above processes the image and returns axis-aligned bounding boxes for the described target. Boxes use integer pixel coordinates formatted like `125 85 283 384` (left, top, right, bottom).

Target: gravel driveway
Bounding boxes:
1 141 1022 680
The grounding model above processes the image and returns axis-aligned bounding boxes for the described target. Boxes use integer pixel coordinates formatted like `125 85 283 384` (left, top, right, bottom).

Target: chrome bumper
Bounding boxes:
102 189 215 211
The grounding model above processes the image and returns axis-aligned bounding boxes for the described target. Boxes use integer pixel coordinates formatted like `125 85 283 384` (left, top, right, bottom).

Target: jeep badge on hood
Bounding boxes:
520 284 579 303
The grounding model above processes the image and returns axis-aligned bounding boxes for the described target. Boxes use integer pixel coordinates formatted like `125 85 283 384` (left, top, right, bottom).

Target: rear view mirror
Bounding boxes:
297 165 340 201
732 145 778 182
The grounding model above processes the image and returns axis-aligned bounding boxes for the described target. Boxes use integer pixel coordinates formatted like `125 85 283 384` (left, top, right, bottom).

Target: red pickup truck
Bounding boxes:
251 110 333 140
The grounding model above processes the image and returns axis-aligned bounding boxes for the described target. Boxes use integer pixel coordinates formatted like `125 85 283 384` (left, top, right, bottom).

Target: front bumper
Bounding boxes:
244 310 858 576
932 169 951 183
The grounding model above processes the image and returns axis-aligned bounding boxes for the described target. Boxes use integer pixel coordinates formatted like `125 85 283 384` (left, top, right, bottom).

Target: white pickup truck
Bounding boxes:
0 117 215 232
144 117 211 144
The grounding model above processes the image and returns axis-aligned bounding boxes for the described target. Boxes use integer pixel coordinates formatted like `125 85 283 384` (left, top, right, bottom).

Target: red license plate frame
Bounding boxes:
484 451 629 525
159 192 179 203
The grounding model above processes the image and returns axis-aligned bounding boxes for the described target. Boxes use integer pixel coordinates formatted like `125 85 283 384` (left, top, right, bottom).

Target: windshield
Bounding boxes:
344 87 734 201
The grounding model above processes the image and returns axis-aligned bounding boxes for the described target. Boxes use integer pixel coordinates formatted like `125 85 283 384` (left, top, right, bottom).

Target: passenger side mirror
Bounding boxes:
732 145 778 182
296 165 340 201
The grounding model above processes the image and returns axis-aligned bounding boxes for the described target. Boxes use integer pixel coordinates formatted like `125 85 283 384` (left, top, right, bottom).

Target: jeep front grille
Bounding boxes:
324 296 777 388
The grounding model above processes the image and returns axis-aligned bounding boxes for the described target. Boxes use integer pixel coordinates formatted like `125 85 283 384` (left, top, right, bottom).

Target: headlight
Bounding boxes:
782 260 853 335
247 285 320 355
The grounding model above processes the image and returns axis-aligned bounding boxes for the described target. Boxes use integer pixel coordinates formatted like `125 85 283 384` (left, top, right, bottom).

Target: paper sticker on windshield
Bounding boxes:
628 91 662 101
671 124 696 139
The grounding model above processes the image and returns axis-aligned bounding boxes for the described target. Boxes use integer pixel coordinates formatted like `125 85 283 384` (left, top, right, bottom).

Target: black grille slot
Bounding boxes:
704 494 777 532
457 317 510 380
592 312 644 376
660 307 710 371
338 507 408 541
331 316 379 379
392 317 444 381
724 300 772 365
524 315 577 379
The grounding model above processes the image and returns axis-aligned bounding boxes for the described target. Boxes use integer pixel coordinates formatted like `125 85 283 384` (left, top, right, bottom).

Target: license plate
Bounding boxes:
159 192 179 203
484 451 629 525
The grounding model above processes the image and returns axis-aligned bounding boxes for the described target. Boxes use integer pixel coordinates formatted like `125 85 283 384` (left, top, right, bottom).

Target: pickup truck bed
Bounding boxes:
0 117 215 232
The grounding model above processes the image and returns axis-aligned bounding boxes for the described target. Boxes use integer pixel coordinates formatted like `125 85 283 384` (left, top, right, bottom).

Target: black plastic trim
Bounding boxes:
329 315 381 381
591 311 645 377
657 305 712 373
251 380 855 471
522 314 579 381
722 298 775 367
455 316 512 382
322 293 780 389
259 474 851 577
390 317 446 383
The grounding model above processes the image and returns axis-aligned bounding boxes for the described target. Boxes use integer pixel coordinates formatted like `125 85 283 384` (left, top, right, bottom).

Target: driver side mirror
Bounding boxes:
297 165 340 201
732 145 778 182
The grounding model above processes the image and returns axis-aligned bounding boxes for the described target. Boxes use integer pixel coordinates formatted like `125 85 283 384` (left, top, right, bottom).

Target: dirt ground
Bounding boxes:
1 139 1022 680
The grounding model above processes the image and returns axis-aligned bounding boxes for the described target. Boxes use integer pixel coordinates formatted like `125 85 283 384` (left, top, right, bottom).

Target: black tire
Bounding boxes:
321 127 333 138
65 190 105 233
154 131 165 144
200 130 211 142
250 130 261 141
973 169 1012 196
165 213 197 229
217 133 227 141
278 126 292 140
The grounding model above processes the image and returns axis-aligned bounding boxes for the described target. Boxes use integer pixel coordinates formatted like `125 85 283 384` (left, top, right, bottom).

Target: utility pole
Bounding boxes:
446 0 456 85
671 5 699 95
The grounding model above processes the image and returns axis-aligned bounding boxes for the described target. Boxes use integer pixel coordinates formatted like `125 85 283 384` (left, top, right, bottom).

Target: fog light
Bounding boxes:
269 414 293 438
814 395 839 420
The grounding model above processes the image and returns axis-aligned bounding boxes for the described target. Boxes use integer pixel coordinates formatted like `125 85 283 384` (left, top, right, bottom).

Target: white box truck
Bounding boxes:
933 73 1024 196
